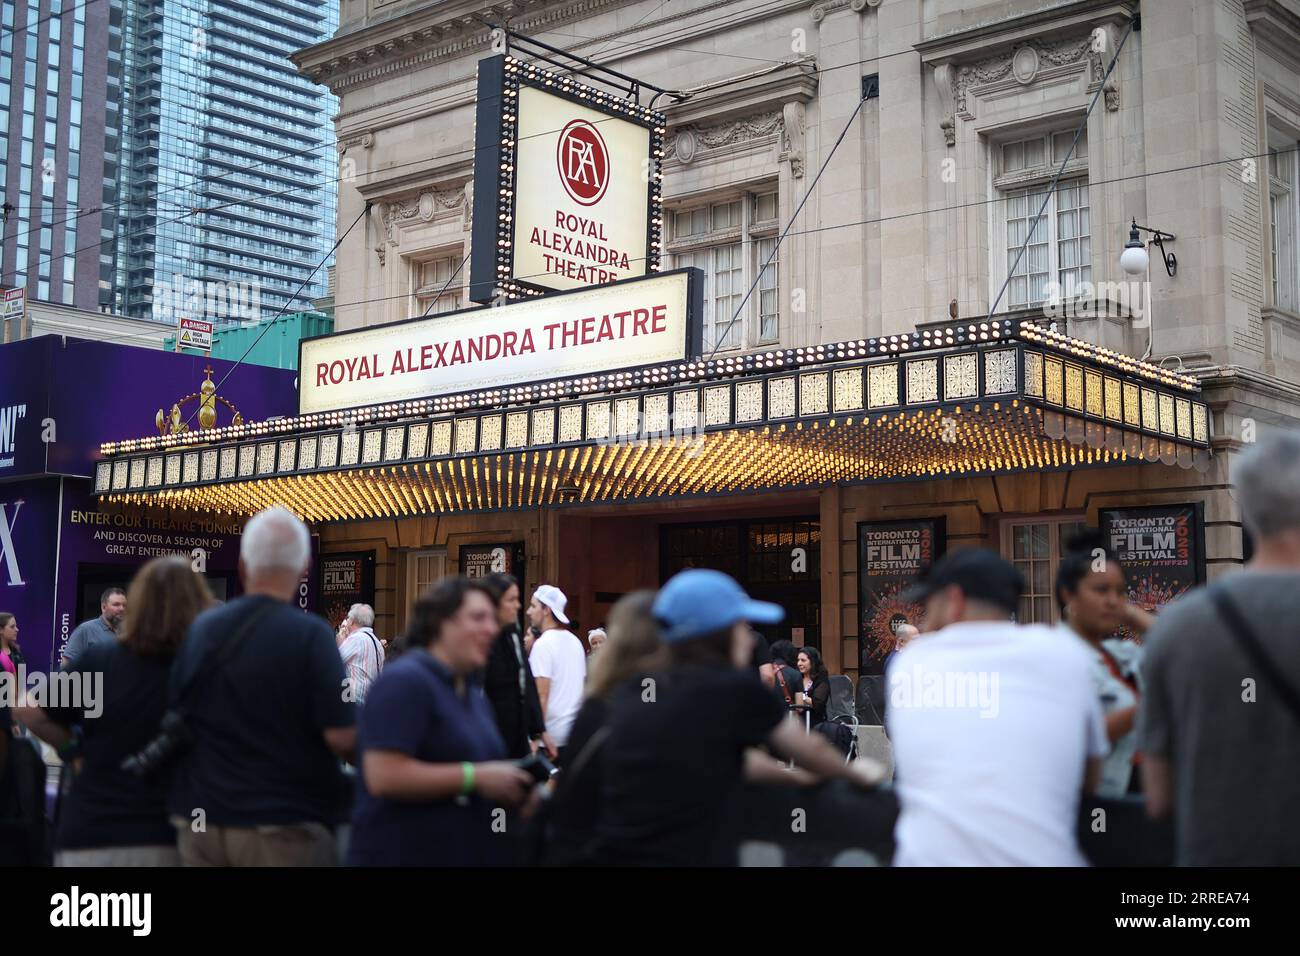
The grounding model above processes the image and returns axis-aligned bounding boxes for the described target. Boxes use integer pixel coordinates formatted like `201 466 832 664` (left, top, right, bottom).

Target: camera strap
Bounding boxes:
174 602 277 713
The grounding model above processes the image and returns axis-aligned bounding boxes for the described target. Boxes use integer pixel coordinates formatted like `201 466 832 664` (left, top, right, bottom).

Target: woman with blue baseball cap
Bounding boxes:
589 569 884 866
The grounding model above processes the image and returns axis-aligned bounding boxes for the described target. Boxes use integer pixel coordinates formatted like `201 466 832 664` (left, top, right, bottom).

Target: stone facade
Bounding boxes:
295 0 1300 671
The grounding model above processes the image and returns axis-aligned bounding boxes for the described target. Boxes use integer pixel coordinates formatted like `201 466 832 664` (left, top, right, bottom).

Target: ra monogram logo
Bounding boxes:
557 119 609 206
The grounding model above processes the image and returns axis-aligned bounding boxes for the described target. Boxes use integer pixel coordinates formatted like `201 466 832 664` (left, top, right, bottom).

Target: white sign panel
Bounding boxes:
299 271 694 415
511 86 651 291
179 317 213 351
2 288 24 321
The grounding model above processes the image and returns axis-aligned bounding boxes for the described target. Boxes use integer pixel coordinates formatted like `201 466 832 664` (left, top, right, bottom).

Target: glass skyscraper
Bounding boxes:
0 0 337 325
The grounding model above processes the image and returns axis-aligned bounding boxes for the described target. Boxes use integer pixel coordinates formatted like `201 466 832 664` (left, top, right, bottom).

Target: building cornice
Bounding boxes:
915 0 1136 63
1244 0 1300 72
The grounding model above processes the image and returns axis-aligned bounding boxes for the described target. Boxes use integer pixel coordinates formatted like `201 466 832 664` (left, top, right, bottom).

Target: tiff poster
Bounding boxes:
1099 503 1205 638
318 551 376 630
857 518 945 675
459 542 526 587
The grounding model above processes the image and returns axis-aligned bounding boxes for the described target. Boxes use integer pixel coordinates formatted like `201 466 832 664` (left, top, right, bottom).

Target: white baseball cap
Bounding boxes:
532 584 570 624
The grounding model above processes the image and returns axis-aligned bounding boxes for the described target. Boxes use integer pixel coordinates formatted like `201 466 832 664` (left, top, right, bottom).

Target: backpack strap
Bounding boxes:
1208 584 1300 725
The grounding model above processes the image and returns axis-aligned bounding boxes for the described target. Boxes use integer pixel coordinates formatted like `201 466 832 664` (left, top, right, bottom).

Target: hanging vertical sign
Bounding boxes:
1099 503 1204 623
857 518 946 675
469 54 665 303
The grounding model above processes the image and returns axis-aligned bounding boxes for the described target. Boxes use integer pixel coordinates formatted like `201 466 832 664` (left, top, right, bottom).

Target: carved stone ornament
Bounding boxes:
781 101 806 179
674 130 697 164
381 187 466 244
810 0 877 23
935 31 1119 145
1012 46 1040 84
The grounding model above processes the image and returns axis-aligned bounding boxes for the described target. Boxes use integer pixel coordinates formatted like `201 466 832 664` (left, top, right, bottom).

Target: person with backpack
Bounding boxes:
768 639 803 709
338 604 385 705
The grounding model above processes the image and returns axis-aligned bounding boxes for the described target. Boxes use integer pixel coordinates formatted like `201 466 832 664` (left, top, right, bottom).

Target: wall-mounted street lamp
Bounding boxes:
1120 219 1177 277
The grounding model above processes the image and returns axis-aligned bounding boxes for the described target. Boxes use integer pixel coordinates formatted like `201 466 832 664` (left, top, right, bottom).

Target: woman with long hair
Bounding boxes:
545 591 665 865
796 646 831 726
18 555 213 865
348 576 536 866
0 613 21 683
480 572 554 760
1055 530 1153 797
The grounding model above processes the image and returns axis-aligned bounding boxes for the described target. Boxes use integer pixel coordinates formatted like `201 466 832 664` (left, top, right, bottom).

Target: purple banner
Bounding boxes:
0 477 61 672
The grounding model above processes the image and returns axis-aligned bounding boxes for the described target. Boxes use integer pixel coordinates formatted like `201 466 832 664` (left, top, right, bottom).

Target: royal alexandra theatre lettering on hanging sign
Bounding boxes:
298 269 700 415
469 54 664 303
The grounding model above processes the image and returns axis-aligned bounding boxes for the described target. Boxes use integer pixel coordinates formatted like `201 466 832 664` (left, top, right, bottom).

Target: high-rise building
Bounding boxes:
0 0 119 308
0 0 338 325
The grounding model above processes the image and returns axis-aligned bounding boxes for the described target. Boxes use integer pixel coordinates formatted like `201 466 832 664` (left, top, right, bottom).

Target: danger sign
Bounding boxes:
178 318 213 351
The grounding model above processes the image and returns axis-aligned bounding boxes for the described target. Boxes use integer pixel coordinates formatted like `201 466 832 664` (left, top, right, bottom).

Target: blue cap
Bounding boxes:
653 569 784 643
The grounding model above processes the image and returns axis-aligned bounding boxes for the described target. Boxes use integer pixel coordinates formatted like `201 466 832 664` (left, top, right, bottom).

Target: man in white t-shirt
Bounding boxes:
526 584 587 764
887 549 1107 867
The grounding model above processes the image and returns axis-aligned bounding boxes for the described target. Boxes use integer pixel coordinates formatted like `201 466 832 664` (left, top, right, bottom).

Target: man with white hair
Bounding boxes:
338 603 384 704
1139 432 1300 865
167 506 356 867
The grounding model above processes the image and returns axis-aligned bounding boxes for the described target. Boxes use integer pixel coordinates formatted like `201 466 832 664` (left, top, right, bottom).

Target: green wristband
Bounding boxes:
460 761 475 796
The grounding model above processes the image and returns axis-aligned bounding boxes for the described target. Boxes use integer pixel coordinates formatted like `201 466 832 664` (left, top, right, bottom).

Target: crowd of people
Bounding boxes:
0 432 1297 867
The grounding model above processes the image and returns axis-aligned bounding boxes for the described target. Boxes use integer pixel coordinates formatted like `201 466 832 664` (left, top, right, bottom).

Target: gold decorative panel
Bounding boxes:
183 452 200 484
644 394 670 432
1192 403 1208 443
1141 389 1158 431
384 426 406 461
340 430 361 466
362 429 383 464
906 359 938 404
199 450 217 482
944 353 978 401
237 446 254 477
768 378 796 418
868 363 900 408
675 390 699 429
984 350 1017 394
479 416 503 452
1064 364 1084 411
319 434 340 467
112 460 128 491
1175 399 1191 439
615 398 640 437
129 458 146 489
278 440 296 473
300 436 319 470
833 367 864 411
505 413 529 448
704 386 731 426
148 456 165 486
95 462 111 493
586 402 611 441
1085 370 1104 417
736 382 763 423
1158 394 1175 435
431 421 453 456
1024 351 1044 398
535 408 558 445
800 372 829 415
1123 383 1141 426
257 444 276 475
455 418 477 454
1104 377 1122 421
407 424 429 458
1044 358 1063 405
556 406 580 444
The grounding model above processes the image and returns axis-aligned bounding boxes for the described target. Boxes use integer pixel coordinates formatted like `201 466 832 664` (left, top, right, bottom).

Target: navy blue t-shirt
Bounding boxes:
44 641 176 849
348 649 507 867
167 595 355 827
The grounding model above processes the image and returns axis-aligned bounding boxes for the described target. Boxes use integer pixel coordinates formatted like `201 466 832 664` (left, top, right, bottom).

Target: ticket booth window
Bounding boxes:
999 517 1086 625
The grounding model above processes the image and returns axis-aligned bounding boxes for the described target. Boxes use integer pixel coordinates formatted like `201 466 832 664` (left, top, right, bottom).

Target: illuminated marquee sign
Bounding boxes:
298 269 701 415
469 54 665 304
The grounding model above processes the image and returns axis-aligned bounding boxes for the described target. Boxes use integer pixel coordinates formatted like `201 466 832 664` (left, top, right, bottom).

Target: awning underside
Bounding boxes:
103 403 1207 522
